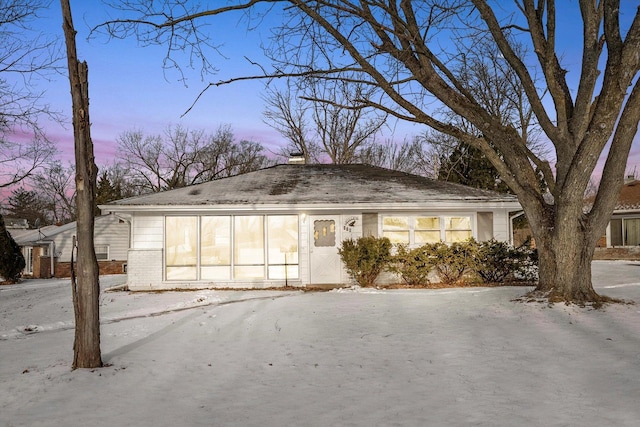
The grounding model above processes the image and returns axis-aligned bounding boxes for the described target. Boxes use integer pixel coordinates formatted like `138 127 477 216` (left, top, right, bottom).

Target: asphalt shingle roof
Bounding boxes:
106 164 518 207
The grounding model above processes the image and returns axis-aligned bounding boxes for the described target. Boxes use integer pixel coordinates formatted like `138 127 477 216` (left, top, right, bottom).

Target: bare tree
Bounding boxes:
0 0 61 189
30 160 76 224
263 86 321 163
61 0 102 369
117 124 271 193
358 137 428 175
99 2 640 304
264 78 387 164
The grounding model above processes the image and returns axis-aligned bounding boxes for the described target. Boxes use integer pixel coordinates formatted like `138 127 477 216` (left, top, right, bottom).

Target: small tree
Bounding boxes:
0 214 25 283
338 236 392 287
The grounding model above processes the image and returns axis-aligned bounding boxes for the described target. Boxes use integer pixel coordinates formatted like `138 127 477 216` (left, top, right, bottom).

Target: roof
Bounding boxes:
615 179 640 210
102 164 518 211
8 215 115 246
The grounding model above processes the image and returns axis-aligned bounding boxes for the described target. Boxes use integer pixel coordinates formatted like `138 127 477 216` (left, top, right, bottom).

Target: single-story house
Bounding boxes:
8 214 130 278
594 175 640 259
100 163 521 290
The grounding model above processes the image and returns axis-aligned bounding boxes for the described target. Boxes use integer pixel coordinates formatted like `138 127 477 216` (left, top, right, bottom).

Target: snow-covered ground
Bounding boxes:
1 261 639 426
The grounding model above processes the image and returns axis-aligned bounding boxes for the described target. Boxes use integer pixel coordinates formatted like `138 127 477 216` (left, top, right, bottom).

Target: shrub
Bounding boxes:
388 244 434 286
474 238 538 284
0 215 25 283
338 236 392 287
424 239 480 285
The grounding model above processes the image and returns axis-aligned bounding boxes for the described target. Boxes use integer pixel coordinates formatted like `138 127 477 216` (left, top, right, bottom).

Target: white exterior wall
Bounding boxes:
50 215 129 262
492 209 511 242
131 215 164 249
94 215 130 260
119 206 517 290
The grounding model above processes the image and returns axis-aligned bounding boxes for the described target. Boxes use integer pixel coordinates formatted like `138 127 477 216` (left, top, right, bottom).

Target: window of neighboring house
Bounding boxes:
382 215 472 245
95 245 109 261
611 217 640 246
166 215 299 281
444 216 472 242
625 218 640 246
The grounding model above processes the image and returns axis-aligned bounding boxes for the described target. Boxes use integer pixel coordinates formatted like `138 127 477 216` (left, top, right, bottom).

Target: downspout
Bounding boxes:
50 241 55 278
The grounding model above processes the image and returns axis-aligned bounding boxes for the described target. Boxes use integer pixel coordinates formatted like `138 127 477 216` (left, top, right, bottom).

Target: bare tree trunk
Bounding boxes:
61 0 102 369
531 197 603 304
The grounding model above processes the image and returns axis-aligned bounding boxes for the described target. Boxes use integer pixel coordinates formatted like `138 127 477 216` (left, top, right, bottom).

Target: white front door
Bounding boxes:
309 215 342 285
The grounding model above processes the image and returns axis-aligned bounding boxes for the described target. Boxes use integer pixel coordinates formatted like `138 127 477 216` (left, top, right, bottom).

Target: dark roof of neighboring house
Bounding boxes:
104 164 518 208
584 178 640 211
616 179 640 209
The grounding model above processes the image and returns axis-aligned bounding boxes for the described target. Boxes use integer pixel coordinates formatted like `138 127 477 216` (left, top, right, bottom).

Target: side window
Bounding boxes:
314 220 336 247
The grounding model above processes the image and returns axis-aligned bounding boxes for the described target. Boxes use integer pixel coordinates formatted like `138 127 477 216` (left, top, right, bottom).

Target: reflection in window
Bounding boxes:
201 216 231 280
415 216 440 244
381 214 473 245
444 216 472 242
234 216 264 279
165 214 301 281
314 220 336 247
611 218 640 246
268 216 299 279
383 216 410 244
166 216 198 280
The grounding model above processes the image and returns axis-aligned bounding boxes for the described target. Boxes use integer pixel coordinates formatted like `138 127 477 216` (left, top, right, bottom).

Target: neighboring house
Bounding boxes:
100 163 521 290
594 176 640 259
8 214 130 278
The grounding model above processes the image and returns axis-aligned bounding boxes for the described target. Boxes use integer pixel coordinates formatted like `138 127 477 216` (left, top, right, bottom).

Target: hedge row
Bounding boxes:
338 236 538 287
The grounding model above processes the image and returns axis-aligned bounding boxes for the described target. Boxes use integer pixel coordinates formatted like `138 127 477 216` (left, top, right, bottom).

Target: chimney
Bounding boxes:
288 152 306 165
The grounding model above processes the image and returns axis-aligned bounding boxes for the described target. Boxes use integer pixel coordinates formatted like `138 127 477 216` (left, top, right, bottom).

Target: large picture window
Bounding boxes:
165 215 299 281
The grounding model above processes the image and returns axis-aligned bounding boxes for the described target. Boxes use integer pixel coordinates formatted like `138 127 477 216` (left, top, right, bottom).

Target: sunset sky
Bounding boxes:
11 1 640 176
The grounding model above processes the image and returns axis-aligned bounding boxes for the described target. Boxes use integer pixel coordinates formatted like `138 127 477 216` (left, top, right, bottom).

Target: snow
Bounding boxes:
1 261 640 426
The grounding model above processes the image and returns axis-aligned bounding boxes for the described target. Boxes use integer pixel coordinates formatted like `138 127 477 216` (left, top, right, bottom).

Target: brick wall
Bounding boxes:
127 249 163 290
52 260 127 278
593 247 640 260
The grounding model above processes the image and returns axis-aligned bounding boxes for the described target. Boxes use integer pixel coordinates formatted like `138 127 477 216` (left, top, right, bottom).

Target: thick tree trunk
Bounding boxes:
61 0 102 369
532 200 603 304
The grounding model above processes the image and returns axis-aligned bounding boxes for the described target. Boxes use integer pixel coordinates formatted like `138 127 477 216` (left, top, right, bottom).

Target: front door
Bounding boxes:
309 215 342 285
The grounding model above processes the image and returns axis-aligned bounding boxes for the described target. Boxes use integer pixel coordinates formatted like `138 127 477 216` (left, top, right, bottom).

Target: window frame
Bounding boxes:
94 244 110 261
381 214 474 245
164 214 299 282
610 216 640 247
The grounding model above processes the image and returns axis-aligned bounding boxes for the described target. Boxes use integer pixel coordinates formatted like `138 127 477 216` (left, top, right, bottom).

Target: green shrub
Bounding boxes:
338 236 392 287
388 244 434 286
423 239 480 285
474 238 538 284
0 215 25 283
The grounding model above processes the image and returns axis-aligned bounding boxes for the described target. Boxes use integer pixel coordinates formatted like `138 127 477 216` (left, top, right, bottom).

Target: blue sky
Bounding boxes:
33 1 301 165
17 1 640 176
